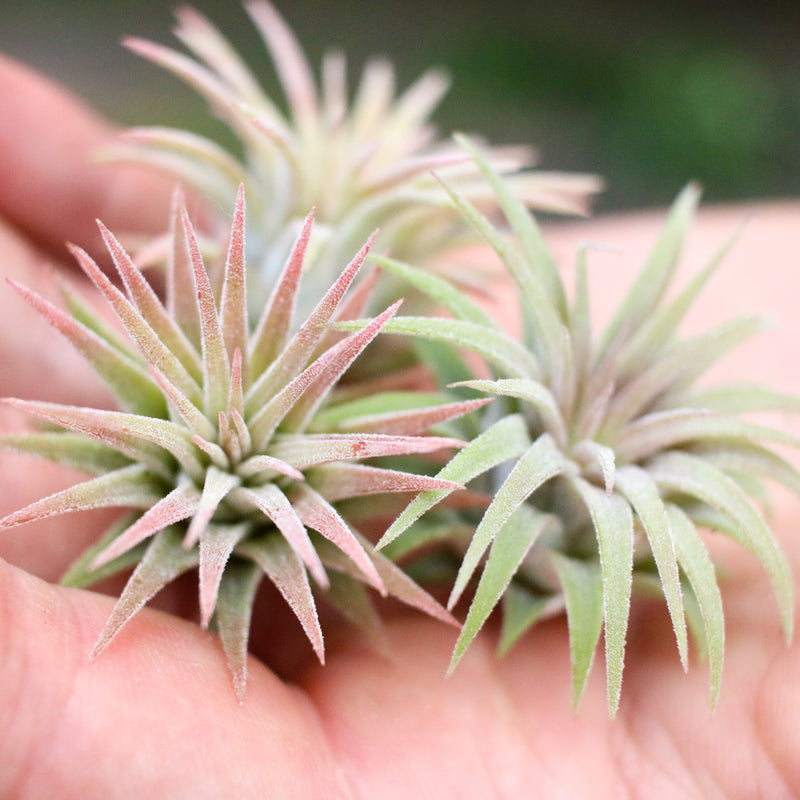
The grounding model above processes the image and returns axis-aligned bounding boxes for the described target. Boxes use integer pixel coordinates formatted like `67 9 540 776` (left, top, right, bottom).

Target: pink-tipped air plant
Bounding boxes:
0 187 489 697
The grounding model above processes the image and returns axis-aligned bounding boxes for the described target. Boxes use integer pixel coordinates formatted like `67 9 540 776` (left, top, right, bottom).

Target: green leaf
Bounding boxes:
0 464 162 530
215 560 263 700
237 533 325 663
658 316 769 402
0 432 132 475
552 553 604 710
436 143 564 373
615 465 687 667
666 505 725 708
449 433 565 609
335 315 541 380
571 478 634 717
617 409 800 465
604 316 768 434
681 578 709 663
453 378 567 446
649 451 794 644
684 383 800 415
600 183 700 356
378 414 531 548
450 505 555 672
568 246 592 381
411 338 477 394
695 442 800 498
497 583 558 656
616 224 741 379
453 133 568 318
91 527 200 658
60 514 145 588
370 253 497 327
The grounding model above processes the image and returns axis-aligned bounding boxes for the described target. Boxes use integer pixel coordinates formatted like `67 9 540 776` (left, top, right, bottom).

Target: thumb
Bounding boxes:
0 557 344 799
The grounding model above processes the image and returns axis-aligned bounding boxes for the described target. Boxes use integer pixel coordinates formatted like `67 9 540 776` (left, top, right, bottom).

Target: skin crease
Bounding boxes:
0 52 799 799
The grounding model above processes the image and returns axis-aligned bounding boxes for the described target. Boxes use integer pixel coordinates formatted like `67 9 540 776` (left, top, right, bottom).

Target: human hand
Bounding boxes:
1 54 799 798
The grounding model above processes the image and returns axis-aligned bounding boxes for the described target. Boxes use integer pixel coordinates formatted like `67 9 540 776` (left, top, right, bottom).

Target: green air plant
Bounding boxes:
107 0 600 307
358 137 799 716
0 187 492 697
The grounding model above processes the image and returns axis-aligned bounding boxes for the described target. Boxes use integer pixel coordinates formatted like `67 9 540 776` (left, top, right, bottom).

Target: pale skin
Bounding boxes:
1 53 799 799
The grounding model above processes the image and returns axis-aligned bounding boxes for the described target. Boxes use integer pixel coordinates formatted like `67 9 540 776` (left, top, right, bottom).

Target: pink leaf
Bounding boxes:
237 533 325 663
291 484 385 593
165 186 201 345
97 220 202 380
0 464 159 530
338 396 492 436
249 209 314 373
198 523 249 628
236 454 304 481
68 243 202 405
124 37 235 126
227 348 245 419
308 462 463 502
91 529 200 659
278 299 403 436
183 466 241 548
245 0 319 131
268 432 466 470
4 398 203 481
233 484 328 588
219 189 249 369
148 364 217 441
214 562 262 700
8 279 164 417
246 230 376 414
181 207 230 418
246 329 368 450
91 484 201 569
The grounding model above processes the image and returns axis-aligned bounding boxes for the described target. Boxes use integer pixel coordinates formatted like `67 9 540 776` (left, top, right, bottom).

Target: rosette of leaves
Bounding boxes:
108 1 600 303
355 137 799 715
0 187 488 697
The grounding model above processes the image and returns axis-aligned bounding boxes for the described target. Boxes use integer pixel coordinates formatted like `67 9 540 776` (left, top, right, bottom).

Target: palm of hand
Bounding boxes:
0 54 798 799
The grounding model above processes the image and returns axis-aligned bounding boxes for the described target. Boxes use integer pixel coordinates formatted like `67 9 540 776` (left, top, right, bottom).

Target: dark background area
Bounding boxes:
2 0 798 213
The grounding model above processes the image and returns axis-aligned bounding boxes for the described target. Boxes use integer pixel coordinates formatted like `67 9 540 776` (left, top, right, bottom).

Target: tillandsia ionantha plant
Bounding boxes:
356 137 800 716
106 0 601 308
0 1 797 717
0 187 490 697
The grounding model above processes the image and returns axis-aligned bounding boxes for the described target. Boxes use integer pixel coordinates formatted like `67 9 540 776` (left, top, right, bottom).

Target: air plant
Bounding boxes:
107 0 600 307
0 187 491 697
356 137 799 716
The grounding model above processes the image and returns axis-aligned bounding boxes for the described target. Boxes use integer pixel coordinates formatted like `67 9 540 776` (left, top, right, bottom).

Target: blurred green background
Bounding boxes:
2 0 798 212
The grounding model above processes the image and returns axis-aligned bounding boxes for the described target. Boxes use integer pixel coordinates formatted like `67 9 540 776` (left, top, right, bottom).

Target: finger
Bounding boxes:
0 54 175 262
0 558 347 799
